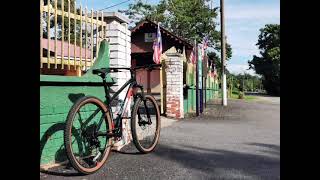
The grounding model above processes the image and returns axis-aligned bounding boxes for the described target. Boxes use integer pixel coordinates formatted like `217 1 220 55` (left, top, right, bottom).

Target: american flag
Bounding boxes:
189 46 196 64
153 23 162 64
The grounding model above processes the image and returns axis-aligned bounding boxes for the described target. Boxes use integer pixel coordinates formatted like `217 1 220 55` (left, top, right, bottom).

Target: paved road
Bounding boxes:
40 96 280 180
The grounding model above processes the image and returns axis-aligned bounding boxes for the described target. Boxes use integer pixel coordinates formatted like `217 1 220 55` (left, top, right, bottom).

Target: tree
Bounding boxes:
248 24 280 95
225 73 263 96
42 0 83 46
119 0 232 56
119 1 158 25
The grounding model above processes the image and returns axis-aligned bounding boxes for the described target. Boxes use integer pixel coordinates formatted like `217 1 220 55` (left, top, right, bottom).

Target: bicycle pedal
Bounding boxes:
121 117 131 119
107 132 115 137
93 151 101 162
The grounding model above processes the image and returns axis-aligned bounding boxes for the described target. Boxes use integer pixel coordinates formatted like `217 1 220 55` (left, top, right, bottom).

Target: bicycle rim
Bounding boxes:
132 95 160 152
65 97 112 174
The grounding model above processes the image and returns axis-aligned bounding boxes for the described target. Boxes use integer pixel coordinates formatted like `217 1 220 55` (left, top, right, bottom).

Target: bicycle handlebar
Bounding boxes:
108 64 162 72
93 64 162 77
133 64 162 71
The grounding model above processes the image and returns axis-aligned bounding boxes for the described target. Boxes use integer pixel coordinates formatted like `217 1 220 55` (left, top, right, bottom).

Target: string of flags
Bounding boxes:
152 26 217 78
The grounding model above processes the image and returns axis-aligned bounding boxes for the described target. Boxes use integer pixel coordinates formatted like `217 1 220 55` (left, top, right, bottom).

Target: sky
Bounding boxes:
80 0 280 75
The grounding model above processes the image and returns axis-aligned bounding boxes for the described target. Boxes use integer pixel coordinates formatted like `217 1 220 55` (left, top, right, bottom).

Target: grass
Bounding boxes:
229 91 257 101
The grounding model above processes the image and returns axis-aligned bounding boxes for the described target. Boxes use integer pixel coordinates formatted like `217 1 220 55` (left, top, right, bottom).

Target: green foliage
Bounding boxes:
120 0 232 57
119 1 158 24
227 73 263 92
238 91 244 99
248 24 280 95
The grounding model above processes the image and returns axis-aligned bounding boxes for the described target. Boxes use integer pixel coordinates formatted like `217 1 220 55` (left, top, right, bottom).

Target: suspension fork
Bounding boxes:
143 99 152 124
134 84 152 124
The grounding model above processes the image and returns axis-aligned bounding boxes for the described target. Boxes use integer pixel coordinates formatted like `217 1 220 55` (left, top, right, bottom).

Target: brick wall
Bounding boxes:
165 52 184 119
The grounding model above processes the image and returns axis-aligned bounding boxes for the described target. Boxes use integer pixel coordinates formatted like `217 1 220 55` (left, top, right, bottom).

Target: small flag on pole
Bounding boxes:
153 23 162 64
189 46 196 64
202 36 208 49
201 36 209 59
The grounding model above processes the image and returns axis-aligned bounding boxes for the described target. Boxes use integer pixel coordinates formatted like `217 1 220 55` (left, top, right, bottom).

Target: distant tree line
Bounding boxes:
248 24 280 96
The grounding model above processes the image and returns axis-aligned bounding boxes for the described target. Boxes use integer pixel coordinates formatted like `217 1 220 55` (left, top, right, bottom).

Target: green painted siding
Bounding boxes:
183 65 220 115
40 40 114 165
183 87 219 114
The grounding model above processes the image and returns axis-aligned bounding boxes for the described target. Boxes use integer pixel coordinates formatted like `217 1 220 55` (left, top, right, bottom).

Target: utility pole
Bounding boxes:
230 76 233 98
220 0 227 106
242 73 245 93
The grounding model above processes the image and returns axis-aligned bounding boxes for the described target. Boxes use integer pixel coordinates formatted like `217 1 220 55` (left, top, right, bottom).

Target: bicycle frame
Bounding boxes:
97 70 146 137
93 64 161 138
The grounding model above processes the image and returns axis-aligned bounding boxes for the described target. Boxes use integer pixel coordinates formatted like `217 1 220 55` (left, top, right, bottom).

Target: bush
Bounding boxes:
238 91 244 99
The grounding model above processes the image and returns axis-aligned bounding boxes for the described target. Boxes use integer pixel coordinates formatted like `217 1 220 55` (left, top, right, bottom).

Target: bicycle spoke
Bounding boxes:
132 96 159 151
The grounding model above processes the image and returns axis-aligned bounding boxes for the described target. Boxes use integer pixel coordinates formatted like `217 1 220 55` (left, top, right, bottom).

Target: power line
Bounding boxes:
98 0 131 11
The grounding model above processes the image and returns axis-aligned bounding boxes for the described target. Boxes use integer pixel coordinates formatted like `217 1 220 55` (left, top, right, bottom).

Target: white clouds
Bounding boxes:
223 2 279 64
228 64 256 75
229 39 259 57
225 5 280 21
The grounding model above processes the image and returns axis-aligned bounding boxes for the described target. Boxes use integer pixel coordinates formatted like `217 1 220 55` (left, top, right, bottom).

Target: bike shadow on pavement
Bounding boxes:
40 122 84 177
40 144 144 177
40 167 83 177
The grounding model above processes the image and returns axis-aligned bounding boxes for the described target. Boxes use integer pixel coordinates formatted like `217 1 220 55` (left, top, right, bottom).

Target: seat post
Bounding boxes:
131 68 135 80
101 74 111 102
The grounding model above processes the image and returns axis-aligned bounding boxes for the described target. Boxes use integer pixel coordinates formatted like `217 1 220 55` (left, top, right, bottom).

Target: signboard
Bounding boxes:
144 33 156 42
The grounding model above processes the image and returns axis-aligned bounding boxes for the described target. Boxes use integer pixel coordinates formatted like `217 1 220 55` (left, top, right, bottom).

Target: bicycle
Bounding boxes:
64 64 161 174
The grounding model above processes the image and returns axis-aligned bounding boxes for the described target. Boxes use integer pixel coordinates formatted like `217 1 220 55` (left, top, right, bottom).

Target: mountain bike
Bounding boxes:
64 64 161 174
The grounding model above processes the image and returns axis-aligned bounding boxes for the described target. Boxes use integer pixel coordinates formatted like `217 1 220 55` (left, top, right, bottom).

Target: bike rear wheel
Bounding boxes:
131 95 161 153
64 96 112 174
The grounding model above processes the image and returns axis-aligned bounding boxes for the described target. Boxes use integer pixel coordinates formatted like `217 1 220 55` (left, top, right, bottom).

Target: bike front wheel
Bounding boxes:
64 96 113 174
131 95 161 153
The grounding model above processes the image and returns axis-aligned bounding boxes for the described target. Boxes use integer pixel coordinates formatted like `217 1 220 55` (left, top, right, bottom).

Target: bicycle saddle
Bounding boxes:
92 68 109 75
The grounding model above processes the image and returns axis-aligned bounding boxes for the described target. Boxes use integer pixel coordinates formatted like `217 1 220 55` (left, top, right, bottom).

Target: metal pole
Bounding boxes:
195 39 199 116
220 0 227 106
204 76 207 108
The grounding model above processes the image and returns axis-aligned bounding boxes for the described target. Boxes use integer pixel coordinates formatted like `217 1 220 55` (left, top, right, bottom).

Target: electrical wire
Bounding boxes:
98 0 131 11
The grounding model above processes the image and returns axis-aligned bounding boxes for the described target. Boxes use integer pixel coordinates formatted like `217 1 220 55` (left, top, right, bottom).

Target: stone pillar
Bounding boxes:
106 21 131 100
104 17 132 150
165 52 184 119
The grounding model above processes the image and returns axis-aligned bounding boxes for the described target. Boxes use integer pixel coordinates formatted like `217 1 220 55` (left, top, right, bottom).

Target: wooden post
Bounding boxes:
68 0 71 70
73 1 77 70
40 0 43 69
54 0 58 69
85 6 88 70
47 2 51 69
80 4 83 70
61 0 65 69
91 9 94 69
76 66 82 77
95 10 99 60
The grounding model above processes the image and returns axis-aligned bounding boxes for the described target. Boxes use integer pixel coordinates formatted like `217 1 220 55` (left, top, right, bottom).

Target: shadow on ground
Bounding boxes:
41 142 279 179
150 143 280 179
